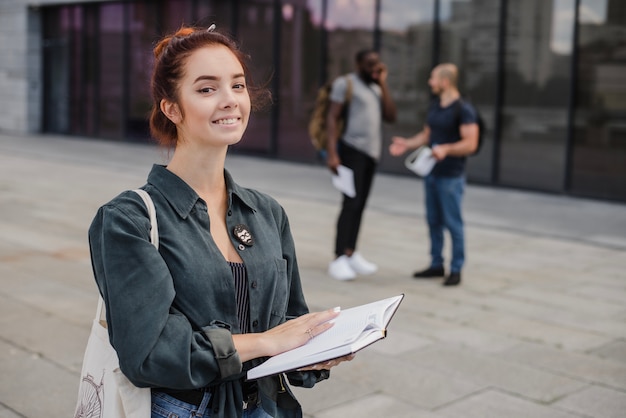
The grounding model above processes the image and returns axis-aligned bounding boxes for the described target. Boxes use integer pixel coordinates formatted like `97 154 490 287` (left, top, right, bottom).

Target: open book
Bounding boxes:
247 294 404 380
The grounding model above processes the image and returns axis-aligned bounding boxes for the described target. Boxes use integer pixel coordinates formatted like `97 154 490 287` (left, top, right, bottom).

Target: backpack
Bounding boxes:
454 99 485 155
308 76 353 152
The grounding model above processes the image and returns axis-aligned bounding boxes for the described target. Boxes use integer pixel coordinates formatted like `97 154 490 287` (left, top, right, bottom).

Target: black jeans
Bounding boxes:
335 141 377 257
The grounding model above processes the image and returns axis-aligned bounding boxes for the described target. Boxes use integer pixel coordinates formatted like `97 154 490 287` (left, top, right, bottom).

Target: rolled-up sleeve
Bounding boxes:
203 325 242 378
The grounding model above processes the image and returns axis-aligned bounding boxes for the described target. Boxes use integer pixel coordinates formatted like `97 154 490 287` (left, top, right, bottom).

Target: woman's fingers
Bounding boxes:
263 307 341 356
297 354 355 372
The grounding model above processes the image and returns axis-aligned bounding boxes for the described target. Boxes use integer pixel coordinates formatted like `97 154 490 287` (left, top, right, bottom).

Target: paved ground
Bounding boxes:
0 132 625 418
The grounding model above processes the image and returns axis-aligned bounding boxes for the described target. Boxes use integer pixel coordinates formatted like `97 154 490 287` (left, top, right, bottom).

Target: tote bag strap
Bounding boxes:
132 189 159 249
95 189 159 321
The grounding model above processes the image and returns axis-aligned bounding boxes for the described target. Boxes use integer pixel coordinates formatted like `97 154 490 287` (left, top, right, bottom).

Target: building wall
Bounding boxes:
0 1 32 132
0 0 111 133
2 0 625 201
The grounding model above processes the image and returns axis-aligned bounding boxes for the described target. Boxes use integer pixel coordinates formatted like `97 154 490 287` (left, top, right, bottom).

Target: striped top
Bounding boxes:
228 262 250 333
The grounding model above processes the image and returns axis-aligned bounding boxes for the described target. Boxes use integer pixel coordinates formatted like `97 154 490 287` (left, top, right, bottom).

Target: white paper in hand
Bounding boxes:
405 146 436 177
332 165 356 197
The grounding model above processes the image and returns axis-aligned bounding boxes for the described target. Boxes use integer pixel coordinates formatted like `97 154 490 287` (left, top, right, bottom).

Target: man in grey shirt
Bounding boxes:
326 49 397 281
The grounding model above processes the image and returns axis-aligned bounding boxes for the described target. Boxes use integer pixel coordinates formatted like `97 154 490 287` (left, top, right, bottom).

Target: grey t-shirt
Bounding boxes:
330 73 382 160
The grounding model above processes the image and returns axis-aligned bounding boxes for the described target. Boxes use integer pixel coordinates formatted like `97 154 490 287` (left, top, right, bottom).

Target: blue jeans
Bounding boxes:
424 174 465 273
151 391 272 418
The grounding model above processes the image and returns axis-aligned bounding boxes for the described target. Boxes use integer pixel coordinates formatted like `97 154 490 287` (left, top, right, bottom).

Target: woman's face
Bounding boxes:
169 44 251 148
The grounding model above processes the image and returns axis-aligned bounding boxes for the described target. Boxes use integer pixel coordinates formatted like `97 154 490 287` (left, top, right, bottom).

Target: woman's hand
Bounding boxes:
233 308 341 362
297 354 355 372
262 308 341 357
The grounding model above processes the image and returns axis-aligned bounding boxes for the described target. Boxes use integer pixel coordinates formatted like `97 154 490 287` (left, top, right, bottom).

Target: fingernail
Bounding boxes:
333 306 341 313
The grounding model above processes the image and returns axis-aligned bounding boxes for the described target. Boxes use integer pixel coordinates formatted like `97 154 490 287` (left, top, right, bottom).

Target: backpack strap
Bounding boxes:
455 99 464 134
345 75 353 104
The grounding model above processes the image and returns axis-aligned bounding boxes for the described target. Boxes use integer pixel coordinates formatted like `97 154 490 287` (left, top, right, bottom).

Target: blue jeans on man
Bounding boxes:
424 174 465 276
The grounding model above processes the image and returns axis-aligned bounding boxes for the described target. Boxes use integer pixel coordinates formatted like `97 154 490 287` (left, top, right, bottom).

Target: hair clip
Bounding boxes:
207 24 216 32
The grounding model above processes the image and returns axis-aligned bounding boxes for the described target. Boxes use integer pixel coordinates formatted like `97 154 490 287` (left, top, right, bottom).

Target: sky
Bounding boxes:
551 0 608 54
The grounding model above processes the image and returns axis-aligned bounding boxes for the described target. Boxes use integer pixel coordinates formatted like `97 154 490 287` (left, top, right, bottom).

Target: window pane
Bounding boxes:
83 6 99 136
276 0 325 161
43 7 71 134
67 7 84 135
193 1 232 29
499 0 575 191
126 3 158 141
161 0 192 31
99 3 125 138
234 1 275 154
439 0 500 183
377 0 435 174
570 0 626 200
326 0 376 80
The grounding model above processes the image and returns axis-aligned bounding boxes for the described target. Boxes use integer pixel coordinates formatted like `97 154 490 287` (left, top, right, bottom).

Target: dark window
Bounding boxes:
439 0 501 183
43 7 73 134
126 3 158 141
275 0 325 162
233 1 276 155
38 0 626 202
570 0 626 201
378 0 436 174
98 3 125 139
499 0 575 191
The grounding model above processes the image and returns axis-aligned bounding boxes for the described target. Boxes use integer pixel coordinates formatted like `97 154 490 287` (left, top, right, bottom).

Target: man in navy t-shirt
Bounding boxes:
389 63 479 286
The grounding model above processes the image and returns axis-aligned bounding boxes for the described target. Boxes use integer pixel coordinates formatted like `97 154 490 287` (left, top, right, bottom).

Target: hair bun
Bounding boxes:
153 27 200 59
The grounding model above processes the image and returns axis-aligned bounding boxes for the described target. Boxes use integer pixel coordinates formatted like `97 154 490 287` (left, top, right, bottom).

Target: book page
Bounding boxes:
287 304 381 359
247 295 404 379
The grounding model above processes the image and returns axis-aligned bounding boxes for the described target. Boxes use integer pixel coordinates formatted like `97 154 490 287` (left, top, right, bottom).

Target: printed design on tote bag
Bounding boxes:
74 371 104 418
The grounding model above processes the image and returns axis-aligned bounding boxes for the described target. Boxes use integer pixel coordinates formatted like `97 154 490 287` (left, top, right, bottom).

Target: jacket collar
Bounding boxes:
147 164 257 218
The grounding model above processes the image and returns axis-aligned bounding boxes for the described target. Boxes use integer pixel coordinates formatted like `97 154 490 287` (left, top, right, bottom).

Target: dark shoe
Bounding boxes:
413 266 445 278
443 272 461 286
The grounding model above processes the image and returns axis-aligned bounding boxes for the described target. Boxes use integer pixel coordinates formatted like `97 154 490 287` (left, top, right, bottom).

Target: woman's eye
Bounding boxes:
233 83 246 90
198 87 214 94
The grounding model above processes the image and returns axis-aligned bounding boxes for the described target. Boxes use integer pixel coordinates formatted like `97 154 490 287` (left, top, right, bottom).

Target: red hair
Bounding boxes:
149 26 270 147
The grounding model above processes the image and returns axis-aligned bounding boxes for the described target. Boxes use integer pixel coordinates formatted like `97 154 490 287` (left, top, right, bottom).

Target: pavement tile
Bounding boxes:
464 310 614 351
0 405 24 418
0 293 90 373
0 339 78 417
448 290 626 339
499 342 626 390
357 351 486 409
436 389 581 418
591 340 626 364
310 393 441 418
402 345 587 403
501 286 625 318
553 385 626 418
568 283 626 306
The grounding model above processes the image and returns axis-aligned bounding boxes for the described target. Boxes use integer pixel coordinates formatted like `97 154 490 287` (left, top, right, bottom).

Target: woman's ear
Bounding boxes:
160 99 182 124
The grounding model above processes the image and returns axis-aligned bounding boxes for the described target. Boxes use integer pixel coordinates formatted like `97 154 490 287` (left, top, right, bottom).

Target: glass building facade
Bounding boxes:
40 0 626 202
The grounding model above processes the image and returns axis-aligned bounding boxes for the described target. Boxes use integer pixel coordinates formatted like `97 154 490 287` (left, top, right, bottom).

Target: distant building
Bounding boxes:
1 0 625 201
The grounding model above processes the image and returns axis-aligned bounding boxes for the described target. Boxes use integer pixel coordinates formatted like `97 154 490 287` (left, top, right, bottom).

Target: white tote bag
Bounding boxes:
74 189 157 418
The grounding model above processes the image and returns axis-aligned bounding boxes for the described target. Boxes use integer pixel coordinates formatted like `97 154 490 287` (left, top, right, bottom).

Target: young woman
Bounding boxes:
88 26 351 418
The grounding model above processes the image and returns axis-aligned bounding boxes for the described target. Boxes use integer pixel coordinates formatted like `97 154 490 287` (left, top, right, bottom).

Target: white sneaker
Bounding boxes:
328 255 357 281
348 252 378 275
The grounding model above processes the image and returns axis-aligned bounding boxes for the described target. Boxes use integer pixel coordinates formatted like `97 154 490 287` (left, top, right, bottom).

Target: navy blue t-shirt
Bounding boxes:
427 99 478 177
